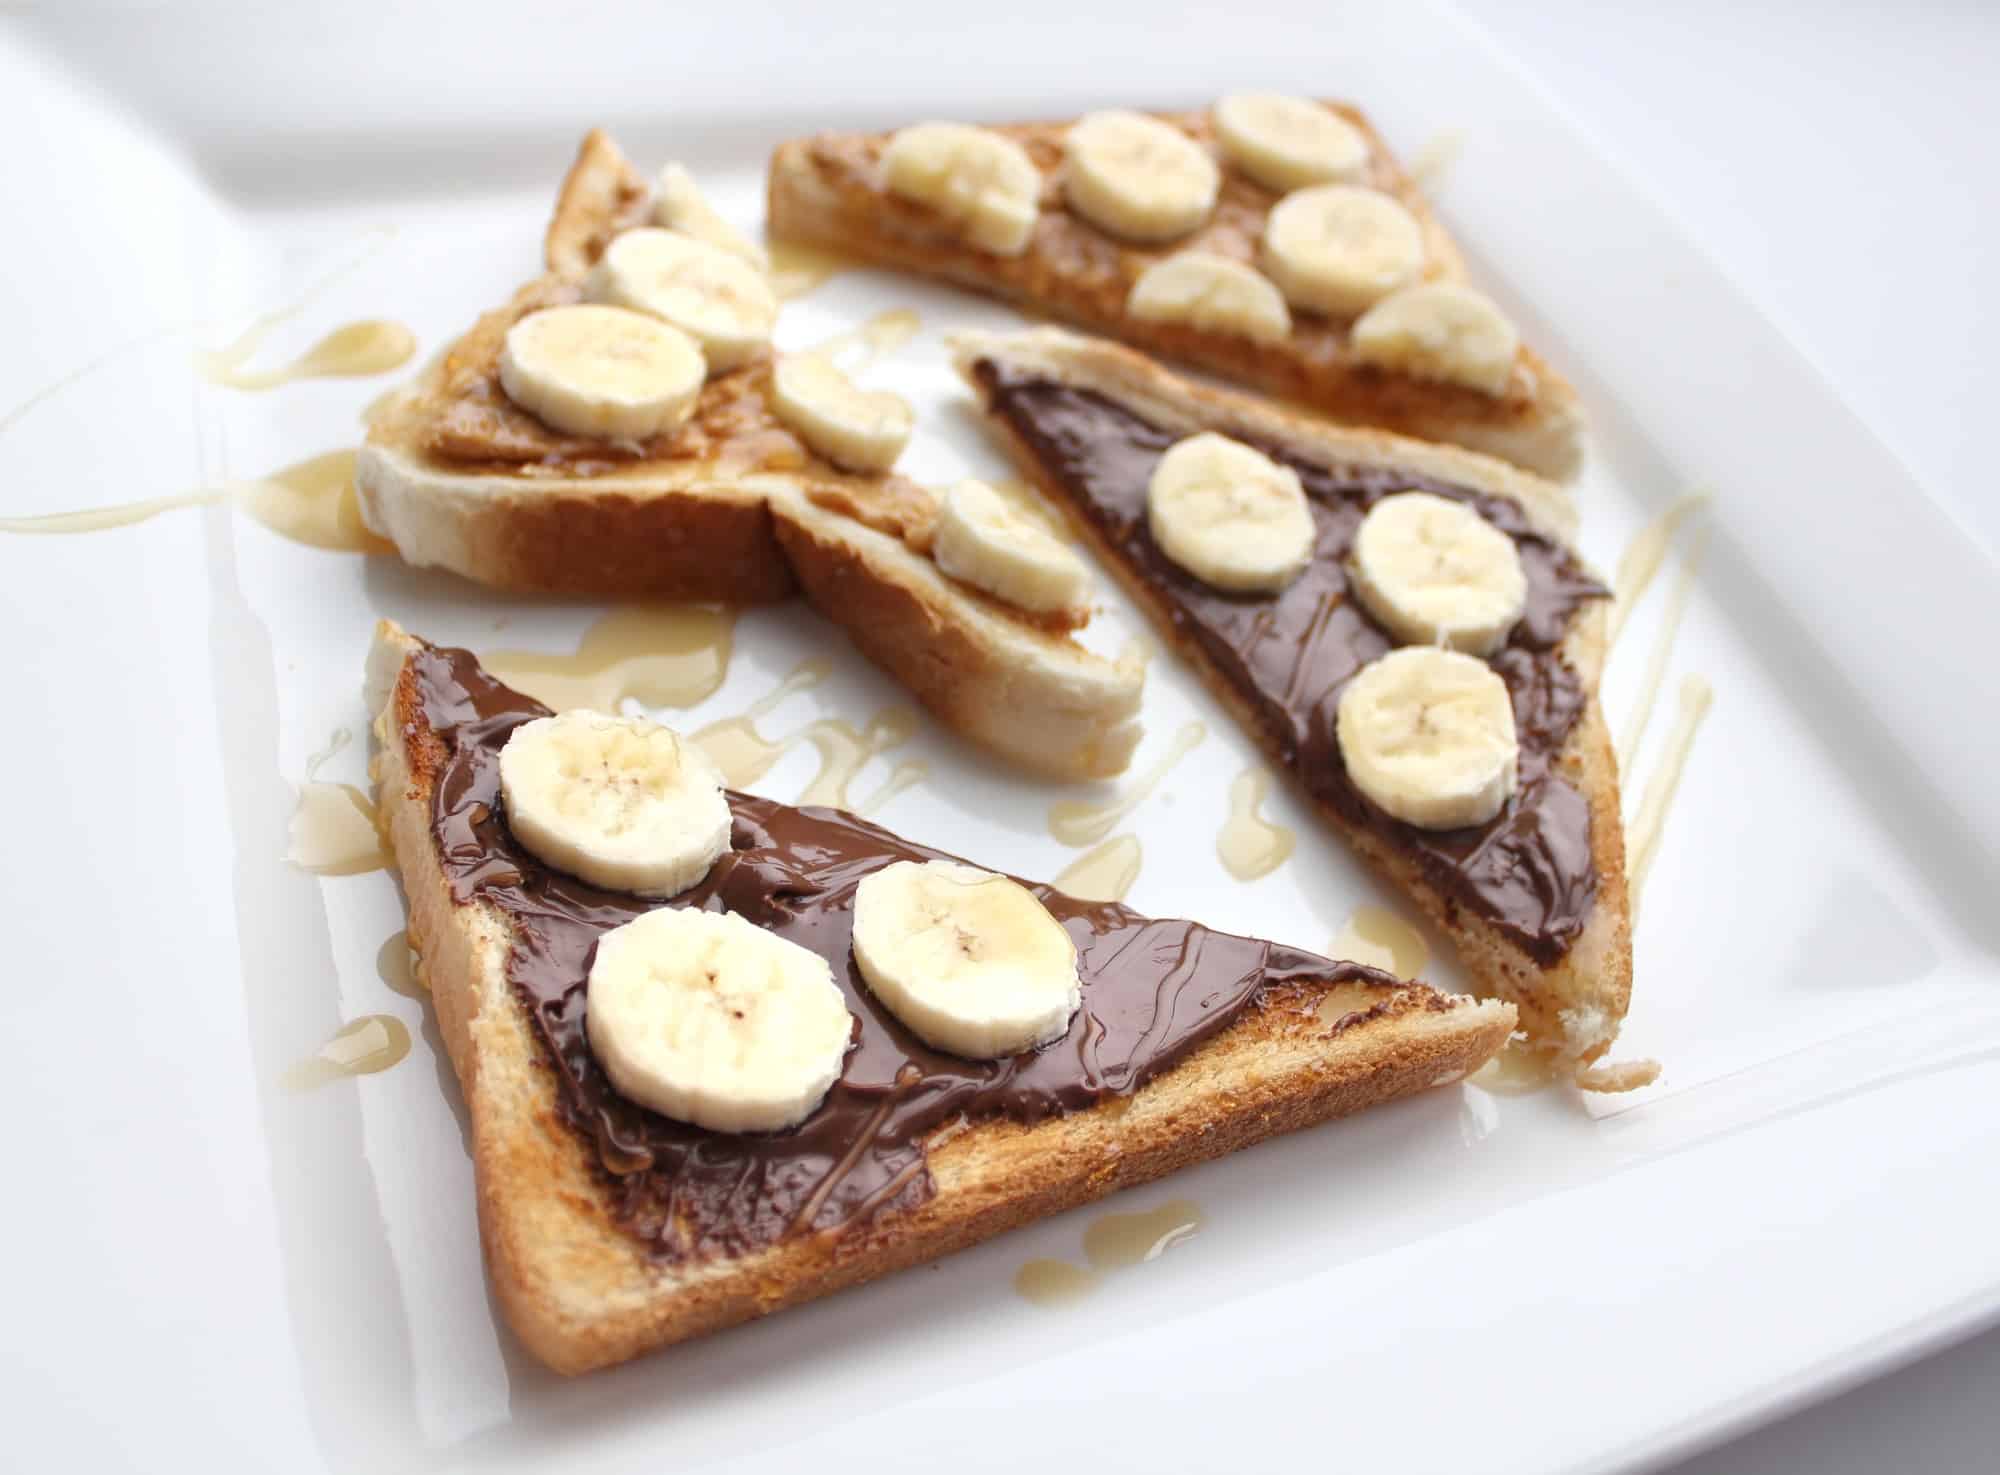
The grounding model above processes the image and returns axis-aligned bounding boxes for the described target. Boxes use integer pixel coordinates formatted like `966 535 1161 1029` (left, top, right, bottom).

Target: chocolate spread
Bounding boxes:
411 643 1404 1262
972 361 1607 964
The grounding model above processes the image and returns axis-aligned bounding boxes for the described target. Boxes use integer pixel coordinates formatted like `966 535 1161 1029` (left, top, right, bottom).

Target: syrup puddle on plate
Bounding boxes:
1618 526 1710 770
376 930 427 1000
282 1015 412 1091
1216 766 1294 881
1325 904 1429 981
807 307 921 372
288 728 391 877
690 664 921 811
1014 1199 1204 1307
1607 492 1708 652
483 605 737 712
1051 834 1143 904
1047 721 1205 847
1626 675 1716 919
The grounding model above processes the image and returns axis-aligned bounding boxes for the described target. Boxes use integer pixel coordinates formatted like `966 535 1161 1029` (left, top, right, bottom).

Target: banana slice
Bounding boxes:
1214 93 1369 191
1336 647 1519 830
498 710 730 897
497 304 705 440
932 479 1091 617
1350 282 1521 396
1146 432 1317 594
1349 492 1527 654
770 353 914 473
586 226 778 373
882 122 1042 256
586 907 853 1133
1063 110 1220 243
1126 251 1292 343
1261 184 1424 317
654 162 769 273
852 859 1080 1059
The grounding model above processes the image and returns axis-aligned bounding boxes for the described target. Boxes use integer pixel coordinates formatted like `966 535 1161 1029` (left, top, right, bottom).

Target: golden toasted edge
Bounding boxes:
766 485 1144 780
951 335 1633 1069
764 115 1586 482
367 619 1515 1374
545 128 654 277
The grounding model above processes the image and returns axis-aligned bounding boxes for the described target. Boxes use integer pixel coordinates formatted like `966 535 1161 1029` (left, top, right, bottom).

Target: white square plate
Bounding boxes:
4 5 1997 1472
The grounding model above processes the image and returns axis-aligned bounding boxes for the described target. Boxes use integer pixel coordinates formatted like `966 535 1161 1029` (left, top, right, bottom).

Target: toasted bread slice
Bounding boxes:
355 131 1142 779
952 327 1632 1071
366 620 1514 1374
766 104 1585 480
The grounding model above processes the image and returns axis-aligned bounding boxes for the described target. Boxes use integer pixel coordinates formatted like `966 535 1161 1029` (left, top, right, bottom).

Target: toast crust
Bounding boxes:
766 106 1584 480
355 132 1143 778
368 622 1514 1374
951 328 1631 1069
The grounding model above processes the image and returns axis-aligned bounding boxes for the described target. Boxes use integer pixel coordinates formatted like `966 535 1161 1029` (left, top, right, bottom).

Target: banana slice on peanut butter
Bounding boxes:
1214 93 1370 191
1064 110 1220 243
497 304 705 440
587 226 778 372
1261 185 1425 317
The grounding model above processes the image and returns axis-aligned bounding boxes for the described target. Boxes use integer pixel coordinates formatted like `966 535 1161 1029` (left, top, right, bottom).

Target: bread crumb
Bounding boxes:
1575 1058 1661 1094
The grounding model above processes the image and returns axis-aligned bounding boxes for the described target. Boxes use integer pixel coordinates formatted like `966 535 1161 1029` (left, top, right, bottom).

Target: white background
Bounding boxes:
1462 5 2000 1470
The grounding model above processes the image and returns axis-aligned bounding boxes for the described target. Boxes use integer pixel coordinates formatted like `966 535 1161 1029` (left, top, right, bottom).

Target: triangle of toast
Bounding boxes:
951 327 1633 1072
766 103 1584 479
354 131 1143 779
366 621 1514 1373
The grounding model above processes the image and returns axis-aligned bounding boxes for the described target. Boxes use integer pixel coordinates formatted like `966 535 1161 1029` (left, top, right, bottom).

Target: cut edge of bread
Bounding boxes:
366 619 1516 1375
948 327 1633 1072
353 134 1145 780
764 113 1586 482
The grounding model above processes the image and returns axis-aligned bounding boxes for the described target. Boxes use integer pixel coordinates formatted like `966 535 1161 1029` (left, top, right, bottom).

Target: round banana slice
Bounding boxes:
852 859 1080 1059
770 353 914 473
499 710 730 898
1336 647 1519 830
1214 93 1369 192
1261 184 1424 317
586 226 778 373
497 304 705 440
654 162 769 272
1349 491 1527 654
932 479 1091 618
586 907 853 1134
1126 251 1291 344
883 121 1042 256
1146 432 1317 594
1063 109 1220 243
1350 282 1521 396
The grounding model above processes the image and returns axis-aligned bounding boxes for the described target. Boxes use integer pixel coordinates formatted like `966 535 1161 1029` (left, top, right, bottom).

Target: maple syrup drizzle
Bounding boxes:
1014 1199 1203 1307
1216 766 1295 881
1626 675 1715 919
808 307 922 372
1051 834 1144 904
483 606 737 713
288 726 391 877
1047 722 1205 847
1617 526 1709 771
197 318 415 391
767 240 854 300
1608 493 1708 651
376 930 427 1000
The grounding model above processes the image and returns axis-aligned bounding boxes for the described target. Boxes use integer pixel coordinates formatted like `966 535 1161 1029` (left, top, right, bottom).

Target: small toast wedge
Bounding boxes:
355 130 1142 780
366 621 1514 1374
766 102 1585 479
952 327 1633 1072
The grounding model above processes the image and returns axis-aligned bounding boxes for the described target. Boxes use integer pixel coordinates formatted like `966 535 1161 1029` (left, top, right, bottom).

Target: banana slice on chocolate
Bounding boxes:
1214 93 1369 191
1350 282 1521 396
1127 251 1292 343
770 353 914 472
1336 647 1519 830
932 479 1091 618
587 907 854 1133
1146 432 1317 594
497 304 705 440
1063 110 1220 243
883 122 1042 256
586 226 778 372
1349 492 1527 654
498 710 730 897
852 859 1080 1059
1261 185 1424 317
